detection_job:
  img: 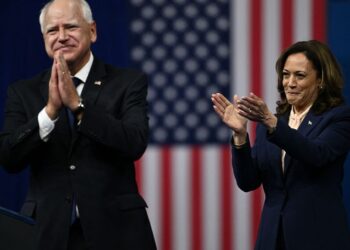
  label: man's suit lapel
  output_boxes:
[70,59,107,149]
[283,110,323,175]
[80,58,107,106]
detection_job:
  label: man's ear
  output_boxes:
[90,21,97,43]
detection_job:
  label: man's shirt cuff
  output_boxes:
[38,108,58,141]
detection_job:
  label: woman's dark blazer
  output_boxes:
[232,105,350,250]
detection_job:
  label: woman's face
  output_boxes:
[282,53,321,113]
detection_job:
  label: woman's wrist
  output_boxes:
[233,131,247,146]
[263,113,277,133]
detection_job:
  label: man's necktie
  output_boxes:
[71,195,77,224]
[67,77,82,128]
[70,77,81,224]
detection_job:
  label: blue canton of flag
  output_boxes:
[129,0,230,144]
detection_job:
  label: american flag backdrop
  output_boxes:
[129,0,326,250]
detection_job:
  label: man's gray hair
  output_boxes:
[39,0,94,33]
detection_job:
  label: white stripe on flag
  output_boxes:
[142,147,161,248]
[294,0,312,41]
[202,146,221,250]
[232,0,251,97]
[172,147,191,250]
[262,0,280,111]
[232,1,254,250]
[233,186,252,250]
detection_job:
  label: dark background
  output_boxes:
[0,0,350,227]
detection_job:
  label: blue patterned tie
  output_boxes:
[67,77,82,128]
[70,77,81,224]
[72,77,82,87]
[71,194,77,224]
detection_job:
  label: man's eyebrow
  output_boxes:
[44,25,56,31]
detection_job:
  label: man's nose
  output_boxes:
[58,28,68,41]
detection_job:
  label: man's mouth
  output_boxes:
[55,45,73,52]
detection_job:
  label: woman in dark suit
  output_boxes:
[211,40,350,250]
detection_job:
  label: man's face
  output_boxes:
[42,0,96,72]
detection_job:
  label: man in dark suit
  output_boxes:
[0,0,156,249]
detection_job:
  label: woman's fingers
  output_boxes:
[212,93,230,113]
[212,105,225,119]
[212,93,229,107]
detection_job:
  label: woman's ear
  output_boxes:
[318,78,324,90]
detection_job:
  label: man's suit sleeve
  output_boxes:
[78,72,149,160]
[0,84,43,173]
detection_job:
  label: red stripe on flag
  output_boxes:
[250,0,262,141]
[281,0,293,49]
[192,147,202,250]
[221,146,233,250]
[161,147,172,250]
[250,0,262,97]
[312,0,326,41]
[135,158,143,195]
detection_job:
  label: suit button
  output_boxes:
[69,165,76,171]
[65,196,72,203]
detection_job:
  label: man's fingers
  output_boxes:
[50,61,58,85]
[55,52,70,77]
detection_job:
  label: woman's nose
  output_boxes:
[287,75,296,87]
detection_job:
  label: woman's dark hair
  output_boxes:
[275,40,344,115]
